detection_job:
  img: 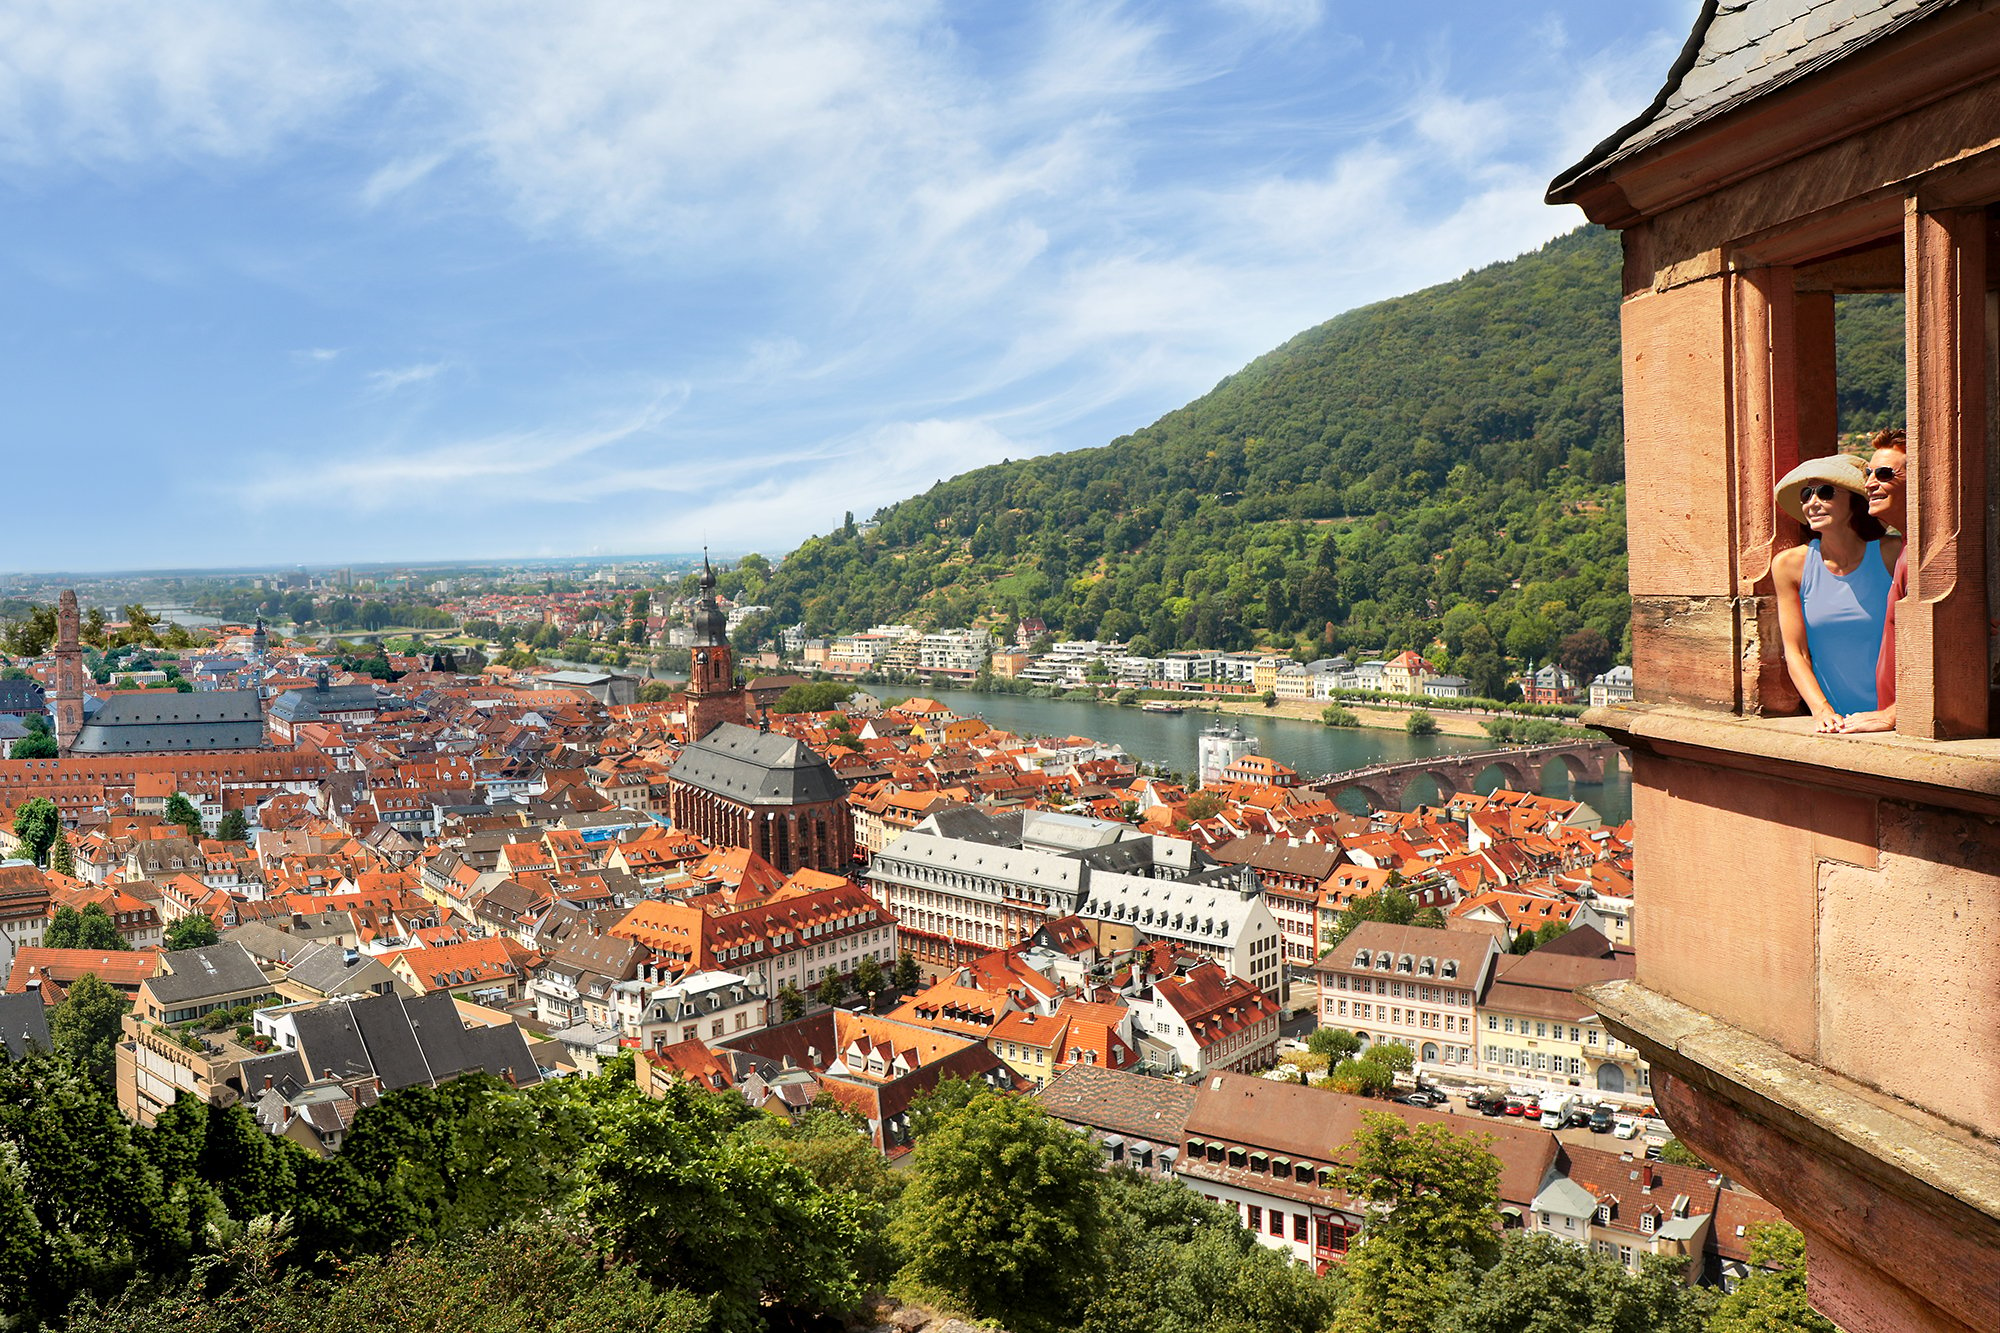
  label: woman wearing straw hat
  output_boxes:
[1772,454,1901,731]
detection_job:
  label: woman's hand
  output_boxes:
[1813,711,1846,733]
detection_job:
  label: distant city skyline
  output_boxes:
[3,1,1687,572]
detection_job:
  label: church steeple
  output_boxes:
[683,550,745,741]
[51,590,83,757]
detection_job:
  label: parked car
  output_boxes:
[1613,1117,1640,1140]
[1565,1108,1595,1129]
[1523,1103,1543,1120]
[1479,1099,1507,1117]
[1503,1100,1527,1117]
[1588,1106,1615,1133]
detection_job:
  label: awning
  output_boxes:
[1100,1134,1124,1149]
[1185,1137,1206,1150]
[1270,1156,1291,1169]
[1498,1205,1524,1218]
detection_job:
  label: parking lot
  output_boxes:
[1420,1092,1671,1154]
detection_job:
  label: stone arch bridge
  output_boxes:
[1303,739,1622,812]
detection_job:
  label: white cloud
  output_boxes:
[236,389,686,512]
[292,347,342,364]
[365,361,448,395]
[1212,0,1323,35]
[0,1,364,170]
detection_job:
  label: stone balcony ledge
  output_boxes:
[1584,702,2000,817]
[1584,976,2000,1333]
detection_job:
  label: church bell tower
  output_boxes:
[51,590,84,757]
[683,553,745,741]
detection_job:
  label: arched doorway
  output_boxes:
[1421,1042,1439,1063]
[1353,1031,1371,1049]
[1596,1063,1626,1094]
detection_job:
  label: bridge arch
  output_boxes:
[1545,747,1607,785]
[1332,781,1393,814]
[1400,768,1463,809]
[1470,758,1536,794]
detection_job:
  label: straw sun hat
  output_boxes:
[1775,454,1870,525]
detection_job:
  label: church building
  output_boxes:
[665,557,856,875]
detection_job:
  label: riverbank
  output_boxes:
[1201,696,1495,739]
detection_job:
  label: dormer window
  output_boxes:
[1397,955,1414,973]
[1597,1204,1612,1224]
[1353,950,1369,968]
[1641,1213,1656,1235]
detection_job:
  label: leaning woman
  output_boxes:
[1772,454,1901,732]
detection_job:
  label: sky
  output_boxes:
[0,0,1695,573]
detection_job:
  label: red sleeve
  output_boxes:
[1877,548,1909,708]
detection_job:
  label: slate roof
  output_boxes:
[1035,1063,1197,1141]
[145,942,270,1005]
[669,722,845,806]
[71,688,266,754]
[267,681,383,725]
[1551,0,1945,199]
[283,942,387,998]
[0,990,51,1059]
[282,989,541,1091]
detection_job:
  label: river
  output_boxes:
[914,687,1632,824]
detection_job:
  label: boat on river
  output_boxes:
[1140,700,1185,715]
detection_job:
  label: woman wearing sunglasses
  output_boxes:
[1771,454,1900,732]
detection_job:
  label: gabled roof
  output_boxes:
[144,942,268,1005]
[1549,0,1945,202]
[1036,1062,1196,1140]
[71,688,267,754]
[668,722,846,805]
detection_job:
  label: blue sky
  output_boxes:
[0,1,1692,573]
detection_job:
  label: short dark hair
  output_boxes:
[1868,428,1907,454]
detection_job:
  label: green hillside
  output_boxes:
[759,227,1901,693]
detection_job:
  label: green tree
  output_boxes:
[1324,883,1421,950]
[891,1090,1106,1333]
[1261,689,1278,708]
[1708,1223,1836,1333]
[216,810,249,843]
[1364,1041,1415,1074]
[164,916,221,952]
[1082,1173,1344,1333]
[49,973,133,1090]
[1406,710,1439,736]
[580,1084,867,1333]
[45,904,127,951]
[1184,789,1226,821]
[48,832,75,877]
[1321,704,1360,728]
[11,796,60,867]
[815,971,849,1008]
[1335,1111,1502,1333]
[893,953,922,992]
[10,732,56,759]
[1308,1027,1364,1061]
[773,681,857,714]
[163,794,204,841]
[1328,1056,1396,1098]
[853,956,886,1004]
[1655,1138,1709,1169]
[1440,1231,1712,1333]
[778,984,806,1022]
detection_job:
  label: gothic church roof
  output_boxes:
[669,721,845,806]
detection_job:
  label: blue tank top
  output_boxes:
[1800,538,1892,714]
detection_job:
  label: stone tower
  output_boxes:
[251,616,268,665]
[682,553,745,741]
[51,590,84,757]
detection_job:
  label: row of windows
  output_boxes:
[1334,1000,1471,1032]
[1336,974,1470,1005]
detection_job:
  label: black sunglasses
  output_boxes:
[1798,483,1844,504]
[1865,466,1905,482]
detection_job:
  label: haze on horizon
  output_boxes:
[1,1,1688,574]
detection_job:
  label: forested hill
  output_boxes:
[758,227,1901,692]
